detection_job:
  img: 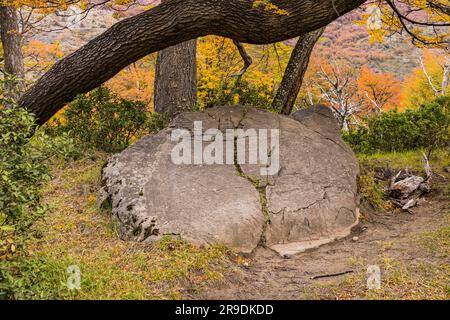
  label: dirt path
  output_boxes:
[191,195,449,300]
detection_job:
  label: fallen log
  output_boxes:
[388,152,433,212]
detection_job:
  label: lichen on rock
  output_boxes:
[100,105,359,255]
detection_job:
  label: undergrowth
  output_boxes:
[1,158,233,300]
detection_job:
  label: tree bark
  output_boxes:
[442,57,449,94]
[18,0,366,125]
[0,6,25,101]
[154,39,197,117]
[273,27,324,115]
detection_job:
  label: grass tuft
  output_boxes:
[4,156,233,300]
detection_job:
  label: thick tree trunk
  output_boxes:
[273,28,324,115]
[154,0,197,117]
[18,0,365,125]
[154,39,197,117]
[0,6,25,101]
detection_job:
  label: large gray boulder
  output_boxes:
[100,105,359,255]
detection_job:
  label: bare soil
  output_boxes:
[190,191,449,300]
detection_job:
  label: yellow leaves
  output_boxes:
[232,94,239,105]
[79,0,88,11]
[113,0,134,5]
[197,36,239,104]
[87,194,97,205]
[400,49,447,109]
[357,1,449,49]
[357,3,391,44]
[4,0,69,10]
[252,0,289,16]
[366,29,388,44]
[112,12,124,20]
[24,40,63,75]
[53,223,75,232]
[197,36,292,108]
[0,237,17,260]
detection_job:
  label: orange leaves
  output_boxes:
[106,55,157,109]
[25,39,62,60]
[23,40,63,75]
[299,57,403,123]
[358,65,401,112]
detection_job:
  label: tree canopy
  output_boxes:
[7,0,448,124]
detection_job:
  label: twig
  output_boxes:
[419,56,440,96]
[224,40,253,104]
[311,270,354,280]
[389,170,402,189]
[232,40,252,77]
[422,151,432,181]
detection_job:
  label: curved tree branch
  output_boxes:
[18,0,365,125]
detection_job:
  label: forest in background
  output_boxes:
[7,5,447,113]
[0,0,449,300]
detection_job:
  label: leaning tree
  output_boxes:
[17,0,367,124]
[12,0,449,124]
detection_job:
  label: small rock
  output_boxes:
[352,236,359,242]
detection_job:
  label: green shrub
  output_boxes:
[0,106,50,233]
[344,96,450,155]
[55,87,149,153]
[41,132,84,161]
[148,112,171,134]
[0,257,72,300]
[358,169,385,209]
[341,126,370,154]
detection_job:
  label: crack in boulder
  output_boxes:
[232,133,271,249]
[100,105,359,255]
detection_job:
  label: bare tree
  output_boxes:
[420,55,450,97]
[315,59,364,130]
